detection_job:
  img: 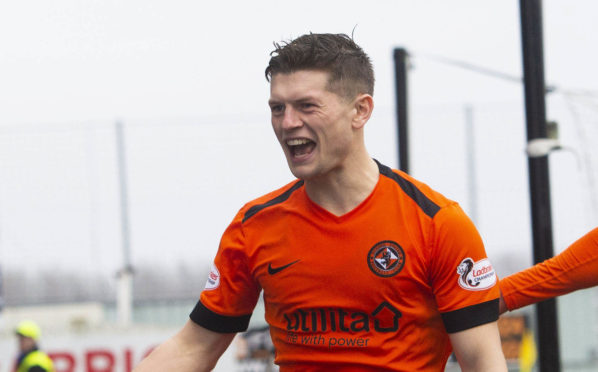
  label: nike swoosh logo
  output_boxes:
[268,260,300,275]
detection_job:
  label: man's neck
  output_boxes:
[304,156,379,217]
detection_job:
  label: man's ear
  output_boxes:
[352,94,374,129]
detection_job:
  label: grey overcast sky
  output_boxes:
[0,1,597,278]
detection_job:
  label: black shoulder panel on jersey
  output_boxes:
[189,300,252,333]
[376,160,440,218]
[242,180,305,223]
[441,298,499,333]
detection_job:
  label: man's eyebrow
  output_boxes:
[296,97,317,103]
[268,95,320,106]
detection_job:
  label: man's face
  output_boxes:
[17,334,35,352]
[268,70,357,180]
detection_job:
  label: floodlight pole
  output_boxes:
[464,105,479,225]
[519,0,561,371]
[394,48,410,173]
[115,120,133,327]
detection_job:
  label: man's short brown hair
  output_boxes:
[265,33,375,100]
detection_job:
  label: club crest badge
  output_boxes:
[456,257,497,291]
[204,263,220,290]
[367,240,405,277]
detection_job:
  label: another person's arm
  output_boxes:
[133,320,235,372]
[499,227,598,314]
[449,321,507,372]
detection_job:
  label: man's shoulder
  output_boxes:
[21,350,53,372]
[377,161,454,216]
[238,179,305,223]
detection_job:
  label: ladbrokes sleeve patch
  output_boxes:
[204,263,220,290]
[456,258,497,291]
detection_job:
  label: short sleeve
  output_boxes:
[428,203,499,333]
[190,211,261,333]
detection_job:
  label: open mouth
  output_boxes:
[287,138,316,158]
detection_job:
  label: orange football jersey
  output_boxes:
[191,161,499,371]
[500,227,598,311]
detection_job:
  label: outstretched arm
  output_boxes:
[133,320,236,372]
[499,227,598,314]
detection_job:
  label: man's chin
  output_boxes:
[288,163,316,180]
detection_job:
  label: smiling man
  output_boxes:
[134,33,507,372]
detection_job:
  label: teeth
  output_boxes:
[287,138,311,146]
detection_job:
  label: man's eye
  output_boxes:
[301,103,315,109]
[271,105,284,114]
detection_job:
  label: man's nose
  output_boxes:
[282,107,303,130]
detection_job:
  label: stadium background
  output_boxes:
[1,1,597,371]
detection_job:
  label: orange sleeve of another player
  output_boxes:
[499,227,598,311]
